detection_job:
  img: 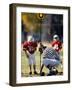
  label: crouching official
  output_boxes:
[39,43,61,76]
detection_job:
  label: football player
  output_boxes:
[23,35,38,75]
[52,34,63,67]
[52,34,62,53]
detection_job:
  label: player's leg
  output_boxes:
[50,59,60,66]
[40,58,51,76]
[47,59,60,75]
[28,54,33,75]
[40,64,45,76]
[29,65,32,75]
[43,59,59,75]
[32,54,38,74]
[33,64,38,74]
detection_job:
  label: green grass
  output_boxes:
[21,43,63,77]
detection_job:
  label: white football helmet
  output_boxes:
[27,35,34,42]
[53,34,59,40]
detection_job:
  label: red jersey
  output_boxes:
[52,40,62,52]
[23,41,37,54]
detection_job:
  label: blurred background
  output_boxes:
[21,13,63,43]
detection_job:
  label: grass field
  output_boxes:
[21,42,63,77]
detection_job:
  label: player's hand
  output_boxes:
[39,47,43,54]
[23,48,29,58]
[25,51,29,58]
[26,53,29,58]
[23,48,26,51]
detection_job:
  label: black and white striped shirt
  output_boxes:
[42,47,60,60]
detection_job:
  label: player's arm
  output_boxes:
[39,47,43,54]
[59,42,62,50]
[24,50,29,58]
[23,47,27,51]
[39,42,47,54]
[51,41,54,47]
[23,42,29,58]
[23,47,29,58]
[39,42,43,54]
[34,42,37,51]
[23,42,27,50]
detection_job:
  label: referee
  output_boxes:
[39,44,61,76]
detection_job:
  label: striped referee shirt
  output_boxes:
[42,47,60,60]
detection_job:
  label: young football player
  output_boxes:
[52,34,63,68]
[23,35,38,75]
[52,34,62,53]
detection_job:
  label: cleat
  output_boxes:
[34,71,38,74]
[47,69,58,76]
[29,72,32,75]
